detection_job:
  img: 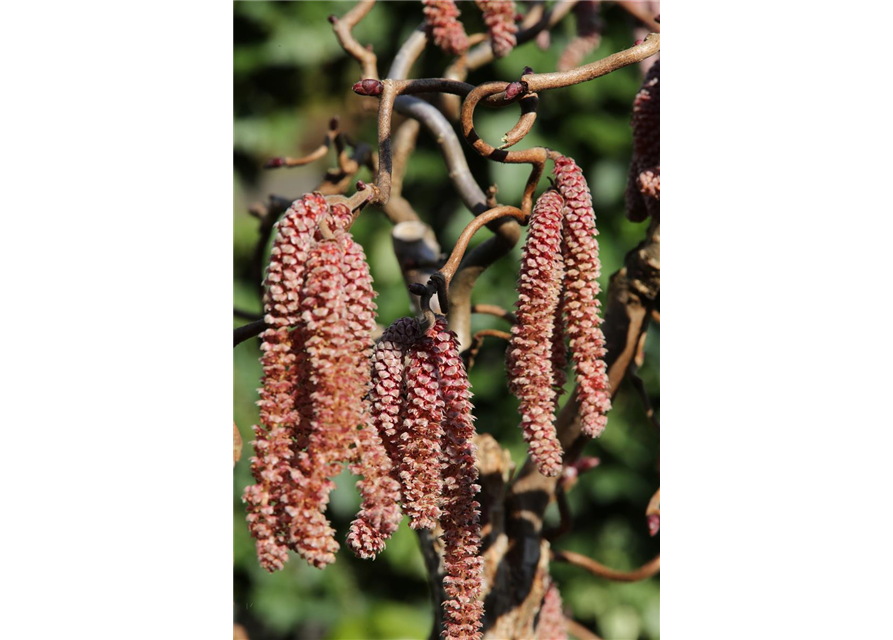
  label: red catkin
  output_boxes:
[557,1,603,72]
[476,0,518,58]
[423,0,469,56]
[553,156,612,439]
[626,59,660,222]
[507,189,566,477]
[398,324,445,529]
[535,580,568,640]
[432,317,484,640]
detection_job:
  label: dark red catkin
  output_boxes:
[507,189,567,477]
[626,59,660,222]
[553,156,612,439]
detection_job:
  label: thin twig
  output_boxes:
[551,549,660,582]
[438,206,526,284]
[499,94,539,150]
[329,1,378,80]
[234,319,267,348]
[471,304,517,325]
[467,328,512,369]
[522,33,660,92]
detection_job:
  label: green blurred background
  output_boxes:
[234,2,659,638]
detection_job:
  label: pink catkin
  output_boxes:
[551,285,569,405]
[431,318,484,640]
[553,156,612,439]
[476,0,518,58]
[369,318,419,471]
[557,1,602,72]
[626,59,660,222]
[244,193,330,572]
[507,189,566,477]
[398,324,445,529]
[343,236,403,559]
[423,0,469,56]
[535,581,568,640]
[286,236,355,568]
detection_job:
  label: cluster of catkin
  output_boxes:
[373,315,484,639]
[626,59,660,222]
[244,192,484,636]
[422,0,518,59]
[507,156,611,477]
[243,192,402,571]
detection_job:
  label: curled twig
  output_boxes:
[437,206,527,285]
[329,1,378,80]
[265,117,340,169]
[551,549,660,582]
[522,33,660,92]
[467,328,512,369]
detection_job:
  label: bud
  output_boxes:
[352,78,384,96]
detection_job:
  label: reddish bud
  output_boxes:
[264,157,285,169]
[504,81,527,101]
[352,79,384,96]
[327,14,338,24]
[648,513,660,536]
[634,38,644,45]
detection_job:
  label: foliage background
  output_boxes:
[234,2,659,638]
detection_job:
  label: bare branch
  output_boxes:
[551,549,660,582]
[234,319,266,348]
[522,33,660,92]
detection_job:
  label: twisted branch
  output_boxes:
[551,549,660,583]
[329,1,378,80]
